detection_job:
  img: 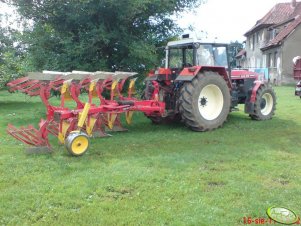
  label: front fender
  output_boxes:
[244,81,264,114]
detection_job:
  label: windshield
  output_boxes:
[167,43,228,68]
[196,45,228,67]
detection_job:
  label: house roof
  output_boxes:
[244,1,301,50]
[245,2,301,36]
[262,15,301,50]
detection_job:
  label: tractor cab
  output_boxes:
[148,37,230,81]
[166,39,229,69]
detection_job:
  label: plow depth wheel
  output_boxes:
[179,72,231,131]
[250,85,276,120]
[65,131,90,156]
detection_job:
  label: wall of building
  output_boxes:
[262,46,282,84]
[245,29,266,68]
[282,24,301,84]
[245,24,301,84]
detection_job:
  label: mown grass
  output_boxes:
[0,86,301,225]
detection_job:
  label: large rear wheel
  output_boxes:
[179,71,231,131]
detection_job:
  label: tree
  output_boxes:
[228,41,244,69]
[0,21,33,88]
[1,0,201,75]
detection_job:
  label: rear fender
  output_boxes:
[175,66,232,88]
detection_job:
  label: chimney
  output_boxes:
[292,0,297,8]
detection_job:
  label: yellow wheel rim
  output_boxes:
[71,135,89,155]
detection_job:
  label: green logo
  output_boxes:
[267,207,299,225]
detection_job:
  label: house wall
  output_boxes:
[262,47,282,84]
[245,29,266,68]
[236,58,247,68]
[245,24,301,84]
[282,24,301,84]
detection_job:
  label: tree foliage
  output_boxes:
[1,0,201,77]
[228,41,243,69]
[0,22,34,89]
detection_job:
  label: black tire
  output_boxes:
[249,85,276,120]
[179,71,231,131]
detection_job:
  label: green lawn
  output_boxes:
[0,86,301,225]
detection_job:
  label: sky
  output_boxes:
[176,0,293,42]
[0,2,18,28]
[0,0,295,42]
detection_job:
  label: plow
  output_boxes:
[7,71,165,155]
[6,35,277,156]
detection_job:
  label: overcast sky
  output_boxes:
[0,0,295,43]
[177,0,293,42]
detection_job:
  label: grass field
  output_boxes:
[0,86,301,225]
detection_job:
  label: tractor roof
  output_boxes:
[167,38,200,47]
[167,38,228,48]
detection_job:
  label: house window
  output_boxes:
[252,34,255,50]
[249,37,252,50]
[267,53,272,67]
[256,32,260,44]
[273,52,278,68]
[269,29,278,40]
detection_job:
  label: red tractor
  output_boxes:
[143,36,276,131]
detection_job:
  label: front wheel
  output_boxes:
[65,131,90,156]
[249,85,276,120]
[179,72,231,131]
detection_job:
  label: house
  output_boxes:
[243,0,301,84]
[235,49,246,68]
